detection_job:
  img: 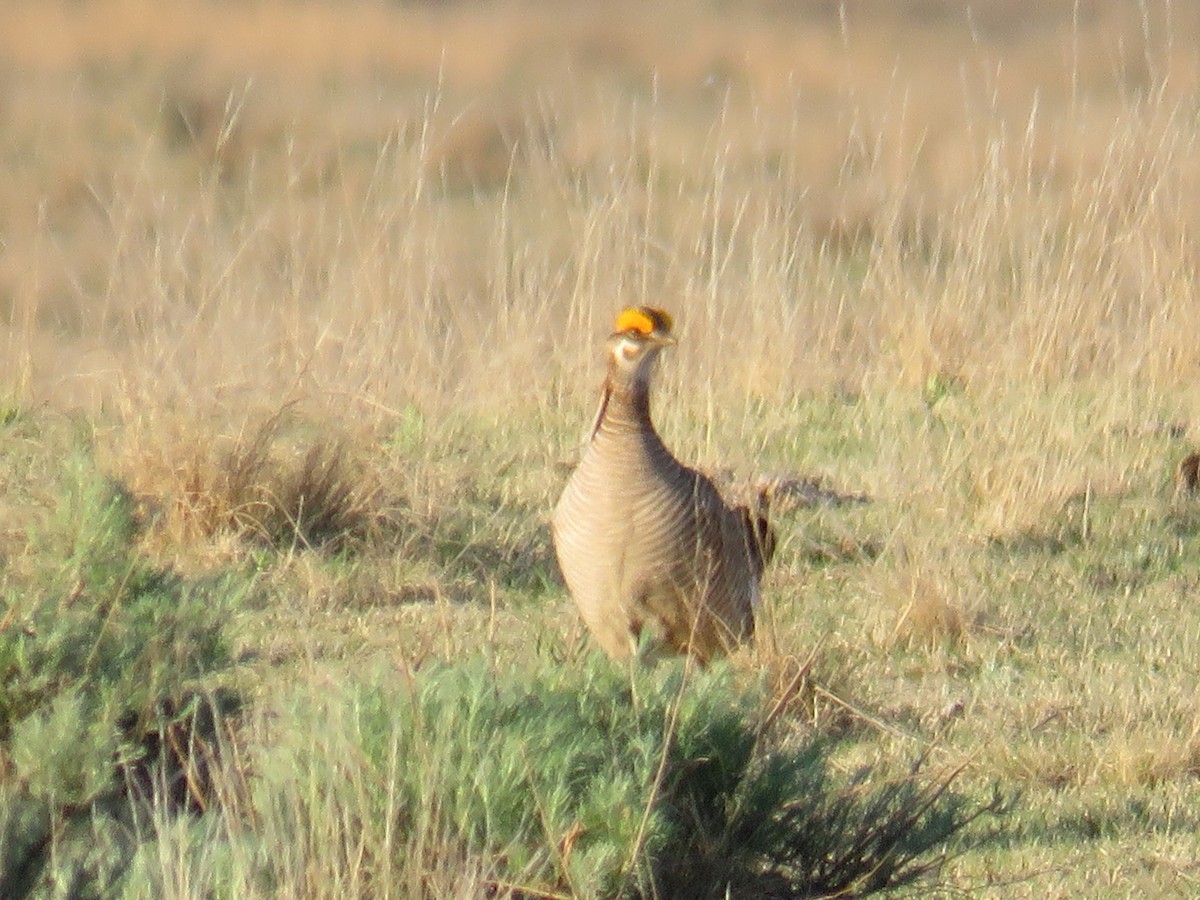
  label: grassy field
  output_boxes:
[3,0,1200,896]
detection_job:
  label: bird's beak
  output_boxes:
[651,330,677,346]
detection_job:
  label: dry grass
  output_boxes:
[4,0,1200,895]
[2,0,1200,422]
[115,408,385,558]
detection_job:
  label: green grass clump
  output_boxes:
[255,656,1006,899]
[0,453,250,897]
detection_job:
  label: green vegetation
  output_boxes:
[256,658,1005,899]
[0,441,249,898]
[4,397,1200,896]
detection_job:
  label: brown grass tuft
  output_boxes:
[872,558,972,649]
[1177,452,1200,495]
[117,410,388,562]
[1102,727,1200,787]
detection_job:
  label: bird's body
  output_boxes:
[551,307,773,662]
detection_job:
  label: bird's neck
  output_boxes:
[589,369,654,440]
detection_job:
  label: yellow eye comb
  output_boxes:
[614,306,674,336]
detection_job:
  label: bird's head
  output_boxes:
[606,306,676,385]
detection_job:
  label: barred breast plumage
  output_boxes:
[551,306,774,662]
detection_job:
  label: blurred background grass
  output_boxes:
[3,0,1199,417]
